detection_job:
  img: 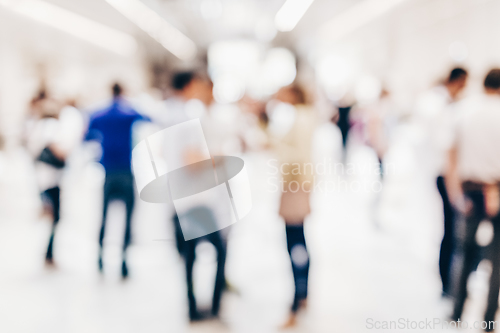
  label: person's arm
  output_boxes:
[140,113,152,123]
[445,146,468,213]
[484,183,500,218]
[84,115,103,143]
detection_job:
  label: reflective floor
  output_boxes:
[0,123,494,332]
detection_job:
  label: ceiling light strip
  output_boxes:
[105,0,197,61]
[319,0,408,42]
[0,0,137,56]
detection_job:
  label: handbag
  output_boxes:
[37,147,65,169]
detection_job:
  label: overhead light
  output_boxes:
[260,48,296,93]
[275,0,315,32]
[105,0,197,61]
[255,17,277,42]
[319,0,407,42]
[0,0,137,57]
[213,75,245,104]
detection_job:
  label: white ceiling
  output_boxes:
[38,0,360,55]
[2,0,500,102]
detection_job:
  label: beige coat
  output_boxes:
[273,104,316,224]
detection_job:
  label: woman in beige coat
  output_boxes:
[272,84,316,328]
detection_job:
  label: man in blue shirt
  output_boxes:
[86,83,149,279]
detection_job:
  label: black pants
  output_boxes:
[337,106,351,149]
[437,176,456,295]
[100,172,135,258]
[173,214,185,256]
[453,186,500,328]
[286,224,310,313]
[184,230,226,318]
[42,187,60,261]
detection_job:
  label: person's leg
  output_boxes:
[208,231,227,317]
[184,239,199,320]
[437,176,455,295]
[337,106,352,161]
[173,214,186,257]
[378,157,384,180]
[44,187,60,264]
[281,224,310,329]
[98,178,111,272]
[453,191,483,320]
[121,175,135,279]
[285,224,310,313]
[484,216,500,330]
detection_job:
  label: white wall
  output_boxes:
[316,0,500,108]
[0,7,149,147]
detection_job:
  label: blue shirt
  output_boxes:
[85,98,150,173]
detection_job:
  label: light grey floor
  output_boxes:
[0,124,495,332]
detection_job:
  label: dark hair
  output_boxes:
[31,89,47,104]
[112,83,123,97]
[448,67,468,83]
[484,69,500,90]
[172,72,195,91]
[37,90,47,100]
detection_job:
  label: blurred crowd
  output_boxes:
[5,63,500,331]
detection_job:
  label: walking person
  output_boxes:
[363,88,398,226]
[365,88,396,179]
[161,71,203,258]
[25,91,83,267]
[85,83,150,279]
[448,69,500,331]
[162,72,228,321]
[272,84,316,328]
[415,67,468,296]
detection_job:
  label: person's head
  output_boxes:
[30,90,46,111]
[112,83,123,98]
[276,84,307,105]
[445,67,468,98]
[171,71,199,100]
[30,89,60,118]
[484,69,500,94]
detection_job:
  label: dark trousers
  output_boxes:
[337,107,351,149]
[378,157,384,180]
[285,224,310,313]
[186,232,226,317]
[453,185,500,328]
[172,213,227,318]
[437,176,456,295]
[42,187,60,260]
[100,172,135,259]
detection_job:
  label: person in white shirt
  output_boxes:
[415,68,468,296]
[448,69,500,331]
[25,92,83,267]
[163,72,228,321]
[365,89,398,176]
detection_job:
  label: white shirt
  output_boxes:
[365,96,398,157]
[160,97,239,168]
[159,99,235,233]
[26,106,83,191]
[455,93,500,183]
[414,86,456,176]
[159,97,215,168]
